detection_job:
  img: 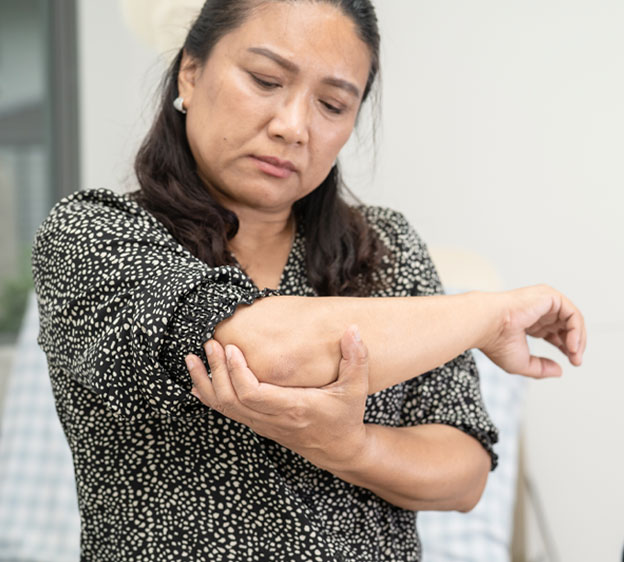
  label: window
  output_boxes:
[0,0,78,343]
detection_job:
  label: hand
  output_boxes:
[185,326,370,472]
[482,285,587,378]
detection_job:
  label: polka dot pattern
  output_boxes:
[32,189,497,561]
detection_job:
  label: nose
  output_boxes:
[267,93,310,146]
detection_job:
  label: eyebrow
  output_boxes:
[247,47,361,98]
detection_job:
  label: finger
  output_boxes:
[568,320,587,366]
[225,354,316,434]
[522,355,563,379]
[544,333,566,356]
[532,300,585,367]
[225,344,259,398]
[204,341,278,427]
[332,325,369,393]
[551,319,581,366]
[185,353,217,406]
[546,331,564,348]
[564,327,582,366]
[206,340,244,414]
[224,344,317,420]
[527,313,560,337]
[560,297,584,350]
[226,344,289,415]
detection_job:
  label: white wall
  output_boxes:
[353,3,624,560]
[77,0,163,193]
[78,1,624,560]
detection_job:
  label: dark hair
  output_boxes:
[133,0,386,296]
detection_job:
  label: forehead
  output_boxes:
[213,1,372,90]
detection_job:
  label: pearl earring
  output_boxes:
[173,96,187,114]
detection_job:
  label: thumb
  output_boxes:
[336,325,369,389]
[523,355,563,379]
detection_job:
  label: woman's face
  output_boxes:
[178,1,372,217]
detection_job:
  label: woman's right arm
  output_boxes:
[33,189,584,421]
[214,285,585,394]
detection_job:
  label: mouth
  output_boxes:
[250,155,298,178]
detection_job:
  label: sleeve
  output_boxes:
[363,206,499,468]
[32,189,273,420]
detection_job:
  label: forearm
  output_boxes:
[191,319,492,512]
[330,424,491,512]
[215,292,501,393]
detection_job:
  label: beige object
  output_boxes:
[119,0,204,57]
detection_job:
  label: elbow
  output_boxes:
[455,480,487,513]
[423,443,490,513]
[392,453,489,513]
[214,300,339,388]
[252,349,339,388]
[454,453,490,513]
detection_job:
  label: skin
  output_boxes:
[186,287,585,511]
[178,2,587,512]
[177,2,370,288]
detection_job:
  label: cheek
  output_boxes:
[189,75,265,155]
[312,121,354,165]
[302,128,350,190]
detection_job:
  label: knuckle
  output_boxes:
[355,353,369,368]
[288,400,309,426]
[291,405,307,421]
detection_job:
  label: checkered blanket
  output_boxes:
[0,294,80,561]
[418,349,526,561]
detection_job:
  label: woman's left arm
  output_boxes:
[334,423,490,512]
[186,327,490,512]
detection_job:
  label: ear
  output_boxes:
[177,50,201,106]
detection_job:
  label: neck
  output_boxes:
[200,178,296,288]
[229,206,294,255]
[228,209,296,290]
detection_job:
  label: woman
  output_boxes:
[32,1,585,560]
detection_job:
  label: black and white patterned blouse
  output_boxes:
[32,189,497,562]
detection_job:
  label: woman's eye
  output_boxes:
[250,73,281,90]
[321,101,344,115]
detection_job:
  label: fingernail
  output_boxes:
[225,345,233,362]
[185,355,196,370]
[352,325,361,342]
[205,341,213,356]
[191,387,199,398]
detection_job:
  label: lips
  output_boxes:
[253,155,297,172]
[250,155,298,179]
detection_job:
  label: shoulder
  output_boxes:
[355,204,442,296]
[43,188,159,226]
[35,188,172,246]
[356,204,427,258]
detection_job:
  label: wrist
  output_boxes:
[328,423,377,484]
[467,290,507,351]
